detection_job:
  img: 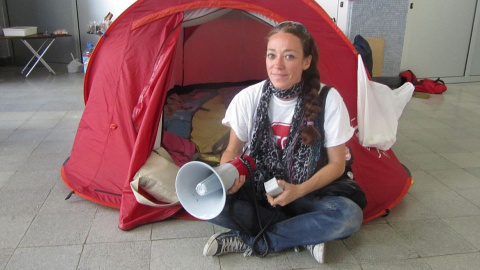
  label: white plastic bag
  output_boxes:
[67,53,83,73]
[357,56,414,150]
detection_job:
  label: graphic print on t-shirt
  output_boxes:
[271,122,291,150]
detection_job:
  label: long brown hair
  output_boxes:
[267,21,322,145]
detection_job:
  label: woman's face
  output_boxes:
[266,32,312,90]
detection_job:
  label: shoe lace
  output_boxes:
[220,237,247,254]
[243,247,253,257]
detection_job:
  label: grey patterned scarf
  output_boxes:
[249,80,323,197]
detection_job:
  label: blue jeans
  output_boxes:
[208,184,363,253]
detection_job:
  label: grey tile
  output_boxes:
[0,120,23,131]
[343,224,418,263]
[0,130,13,142]
[439,152,480,168]
[3,128,50,143]
[427,127,476,140]
[398,128,444,142]
[43,127,77,142]
[365,216,388,225]
[17,153,69,172]
[456,188,480,207]
[30,111,67,120]
[18,112,64,129]
[0,112,35,121]
[0,140,38,156]
[0,102,43,112]
[423,252,480,270]
[396,118,422,130]
[0,170,58,193]
[429,115,474,130]
[151,238,220,270]
[0,183,51,217]
[79,241,151,270]
[0,214,35,249]
[395,156,421,171]
[5,245,82,270]
[360,258,431,270]
[463,126,480,138]
[219,251,292,270]
[152,219,214,240]
[403,153,459,171]
[443,216,480,250]
[385,194,438,222]
[409,190,480,218]
[30,139,73,158]
[39,182,98,214]
[405,117,451,129]
[426,169,480,190]
[408,170,450,193]
[0,248,14,270]
[40,97,85,111]
[0,171,15,189]
[464,167,480,178]
[86,208,151,243]
[390,219,477,257]
[55,110,83,129]
[391,140,433,156]
[19,210,95,247]
[454,138,480,152]
[0,155,28,172]
[413,138,470,154]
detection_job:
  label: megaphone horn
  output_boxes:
[175,155,255,220]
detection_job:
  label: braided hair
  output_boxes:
[267,21,322,145]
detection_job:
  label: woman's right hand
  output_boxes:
[227,175,246,195]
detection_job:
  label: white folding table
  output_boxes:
[0,33,71,78]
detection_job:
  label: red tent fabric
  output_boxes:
[61,0,411,230]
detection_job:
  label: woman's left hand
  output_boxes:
[266,179,301,207]
[227,175,246,195]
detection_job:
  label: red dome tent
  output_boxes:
[61,0,411,230]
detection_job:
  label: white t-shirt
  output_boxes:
[222,80,354,153]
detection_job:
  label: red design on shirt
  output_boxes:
[271,122,291,150]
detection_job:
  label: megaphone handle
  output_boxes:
[239,149,254,177]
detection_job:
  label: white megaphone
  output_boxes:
[175,155,255,220]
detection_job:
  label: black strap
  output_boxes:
[318,85,332,133]
[239,153,277,258]
[65,191,75,200]
[434,78,445,85]
[317,85,332,167]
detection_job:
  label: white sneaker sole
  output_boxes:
[312,243,325,264]
[203,233,221,256]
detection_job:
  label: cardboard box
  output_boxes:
[3,26,37,37]
[365,37,385,77]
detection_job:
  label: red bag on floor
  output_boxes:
[399,70,447,94]
[399,70,419,85]
[414,78,447,94]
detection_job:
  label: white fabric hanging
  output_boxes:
[357,55,414,150]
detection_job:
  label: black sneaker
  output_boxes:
[203,231,250,256]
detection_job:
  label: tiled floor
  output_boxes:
[1,65,480,269]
